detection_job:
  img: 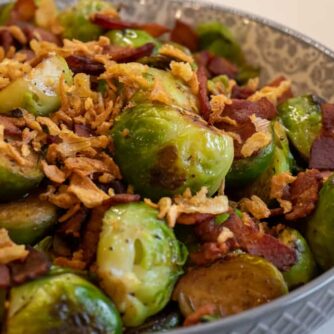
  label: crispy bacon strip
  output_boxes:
[91,14,169,37]
[9,248,50,285]
[285,169,322,221]
[196,52,211,122]
[231,85,255,99]
[103,194,141,207]
[208,55,238,79]
[0,116,22,137]
[170,19,199,52]
[195,214,296,270]
[107,42,155,63]
[66,55,105,76]
[0,30,13,52]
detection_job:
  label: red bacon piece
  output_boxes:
[170,19,199,52]
[0,116,22,137]
[103,194,141,207]
[66,55,105,76]
[91,14,169,37]
[0,264,10,289]
[207,55,238,79]
[107,42,155,63]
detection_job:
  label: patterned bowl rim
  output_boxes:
[160,0,334,332]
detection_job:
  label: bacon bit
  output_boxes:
[248,80,292,106]
[184,304,218,326]
[170,20,199,52]
[41,160,66,184]
[285,169,322,221]
[0,30,13,52]
[0,116,22,137]
[231,85,255,99]
[159,44,194,63]
[196,52,211,122]
[103,194,141,208]
[268,75,293,104]
[240,131,272,158]
[0,264,10,289]
[270,172,296,213]
[208,56,238,79]
[177,213,215,225]
[66,55,105,76]
[74,124,92,137]
[68,172,110,209]
[9,248,50,285]
[109,43,155,63]
[321,103,334,136]
[91,14,170,37]
[239,195,271,220]
[0,229,28,265]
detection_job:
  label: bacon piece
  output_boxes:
[285,169,322,221]
[268,75,293,104]
[321,103,334,137]
[66,55,105,76]
[170,20,199,52]
[177,213,215,225]
[107,43,155,63]
[207,55,238,79]
[74,124,92,137]
[0,30,14,52]
[184,304,218,326]
[0,116,22,137]
[195,214,297,270]
[309,137,334,170]
[9,248,50,285]
[91,14,169,37]
[196,52,211,122]
[231,85,255,99]
[0,264,10,289]
[103,194,141,207]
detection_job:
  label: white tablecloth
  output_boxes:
[207,1,334,333]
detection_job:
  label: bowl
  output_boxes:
[3,0,334,333]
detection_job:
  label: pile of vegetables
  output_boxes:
[0,0,333,333]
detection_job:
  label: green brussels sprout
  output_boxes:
[59,0,114,41]
[0,2,14,25]
[0,55,73,116]
[0,196,58,245]
[0,149,43,202]
[197,21,259,83]
[6,273,122,334]
[97,202,187,327]
[207,75,231,96]
[115,63,198,113]
[226,136,275,188]
[278,227,317,289]
[173,254,288,318]
[106,29,161,50]
[306,174,334,270]
[124,306,181,334]
[278,95,322,160]
[111,103,234,199]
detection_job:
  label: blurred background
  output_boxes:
[207,0,333,333]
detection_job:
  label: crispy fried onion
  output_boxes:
[145,187,229,228]
[0,229,28,265]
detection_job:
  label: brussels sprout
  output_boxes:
[106,29,161,50]
[0,149,43,202]
[278,95,322,159]
[278,228,316,289]
[6,273,122,334]
[97,202,187,327]
[197,21,259,83]
[226,137,275,188]
[111,103,234,199]
[306,174,334,270]
[173,254,288,318]
[125,305,181,334]
[116,63,198,113]
[0,196,58,245]
[0,2,14,25]
[59,0,114,41]
[0,55,73,116]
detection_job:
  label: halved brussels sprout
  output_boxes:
[278,95,322,160]
[307,174,334,270]
[116,64,198,113]
[0,55,73,116]
[278,227,316,289]
[173,254,288,318]
[0,196,58,245]
[226,137,275,188]
[59,0,114,41]
[0,2,14,25]
[6,273,122,334]
[106,29,161,49]
[111,103,234,199]
[97,202,187,327]
[0,150,43,202]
